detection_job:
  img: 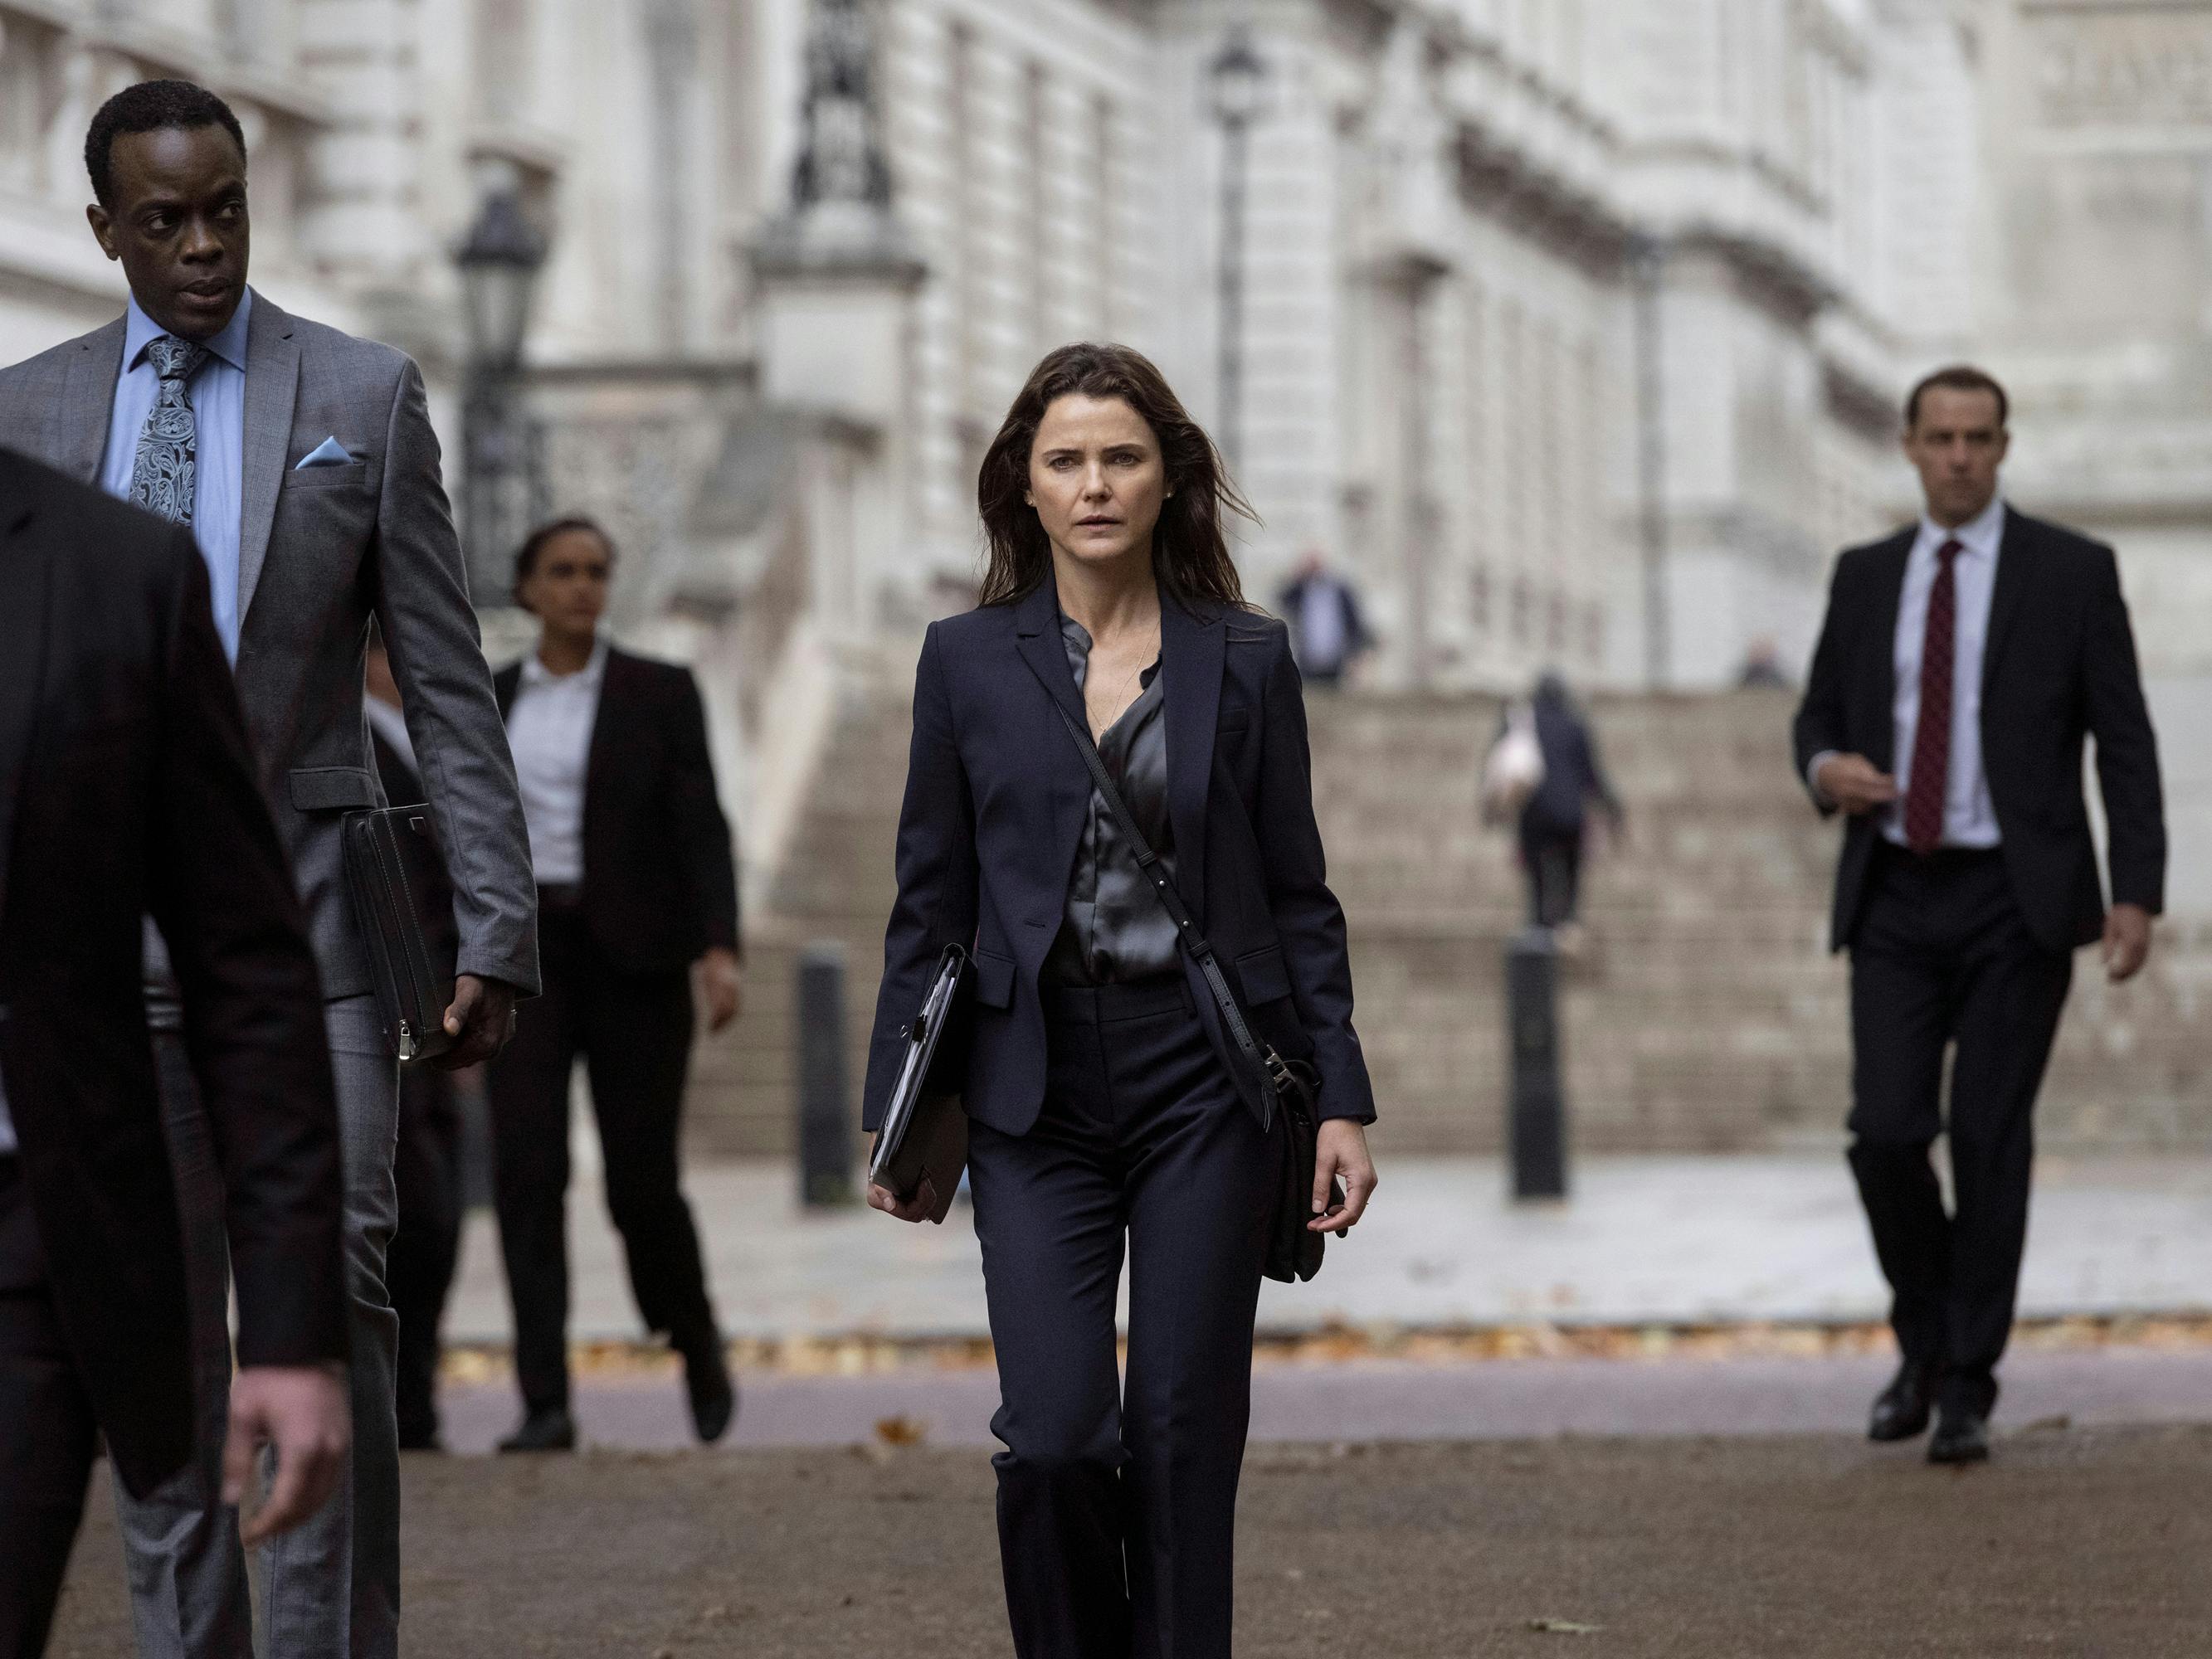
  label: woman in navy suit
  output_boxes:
[863,343,1378,1657]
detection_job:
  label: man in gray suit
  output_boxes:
[0,80,538,1659]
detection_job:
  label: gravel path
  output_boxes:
[48,1423,2212,1657]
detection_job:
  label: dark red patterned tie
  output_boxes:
[1903,538,1963,855]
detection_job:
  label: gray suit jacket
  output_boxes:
[0,290,538,1002]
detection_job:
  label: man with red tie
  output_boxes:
[1794,365,2166,1464]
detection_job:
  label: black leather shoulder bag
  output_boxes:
[1051,701,1337,1283]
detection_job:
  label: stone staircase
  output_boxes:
[685,669,2212,1159]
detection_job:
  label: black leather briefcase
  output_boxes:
[340,803,459,1064]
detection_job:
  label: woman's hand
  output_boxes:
[866,1178,941,1224]
[1308,1120,1376,1234]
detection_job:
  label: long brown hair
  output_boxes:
[977,343,1255,611]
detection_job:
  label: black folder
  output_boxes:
[340,803,459,1064]
[868,944,972,1223]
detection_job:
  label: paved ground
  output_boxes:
[50,1424,2212,1657]
[434,1343,2212,1452]
[446,1153,2212,1344]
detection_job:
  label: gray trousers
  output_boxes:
[116,997,401,1659]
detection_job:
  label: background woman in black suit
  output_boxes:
[486,519,742,1452]
[863,345,1378,1657]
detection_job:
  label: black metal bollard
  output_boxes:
[1505,927,1569,1201]
[797,941,855,1207]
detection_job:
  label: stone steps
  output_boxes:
[682,675,2212,1159]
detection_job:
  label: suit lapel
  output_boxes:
[59,319,128,483]
[1012,577,1088,732]
[1863,528,1913,771]
[581,648,631,818]
[1981,507,2032,704]
[0,483,54,923]
[236,294,300,620]
[1161,593,1223,914]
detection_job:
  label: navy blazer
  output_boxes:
[861,578,1376,1137]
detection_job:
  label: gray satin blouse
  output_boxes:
[1045,614,1183,986]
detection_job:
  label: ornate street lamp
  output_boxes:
[456,184,550,605]
[1208,27,1268,473]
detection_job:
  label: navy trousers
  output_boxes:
[968,977,1278,1659]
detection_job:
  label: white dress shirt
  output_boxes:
[1883,498,2005,849]
[99,291,252,662]
[507,640,609,886]
[1808,497,2006,849]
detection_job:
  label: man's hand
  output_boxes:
[435,974,519,1070]
[1309,1119,1377,1235]
[1813,753,1900,817]
[696,947,743,1034]
[866,1177,941,1224]
[2103,902,2154,983]
[223,1365,350,1546]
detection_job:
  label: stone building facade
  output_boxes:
[3,0,2209,893]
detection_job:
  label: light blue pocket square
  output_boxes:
[294,436,355,469]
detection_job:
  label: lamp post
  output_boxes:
[1208,27,1267,474]
[456,184,549,605]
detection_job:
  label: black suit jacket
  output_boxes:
[1792,508,2166,955]
[861,579,1376,1136]
[0,451,345,1498]
[494,648,740,974]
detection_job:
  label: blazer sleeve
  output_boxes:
[367,356,541,995]
[1792,555,1853,813]
[665,668,742,957]
[1253,625,1376,1124]
[860,624,977,1132]
[2083,544,2167,914]
[146,542,348,1370]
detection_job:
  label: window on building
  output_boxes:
[1091,91,1116,338]
[947,21,981,420]
[1022,61,1049,361]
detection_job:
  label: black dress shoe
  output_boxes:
[1928,1404,1991,1465]
[497,1407,577,1453]
[678,1335,737,1445]
[1868,1360,1936,1443]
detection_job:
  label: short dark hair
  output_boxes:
[1905,365,2008,432]
[512,516,617,606]
[85,80,248,209]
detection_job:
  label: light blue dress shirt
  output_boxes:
[98,289,253,662]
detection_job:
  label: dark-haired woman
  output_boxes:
[864,344,1378,1657]
[485,518,742,1451]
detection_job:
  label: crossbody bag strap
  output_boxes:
[1050,701,1284,1129]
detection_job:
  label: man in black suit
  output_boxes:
[1793,366,2166,1464]
[0,450,351,1655]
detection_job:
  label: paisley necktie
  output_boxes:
[128,335,211,526]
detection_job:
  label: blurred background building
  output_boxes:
[5,0,2209,1151]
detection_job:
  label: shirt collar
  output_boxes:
[124,286,254,374]
[1918,495,2005,564]
[519,636,610,689]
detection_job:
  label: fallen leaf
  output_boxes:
[874,1414,929,1446]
